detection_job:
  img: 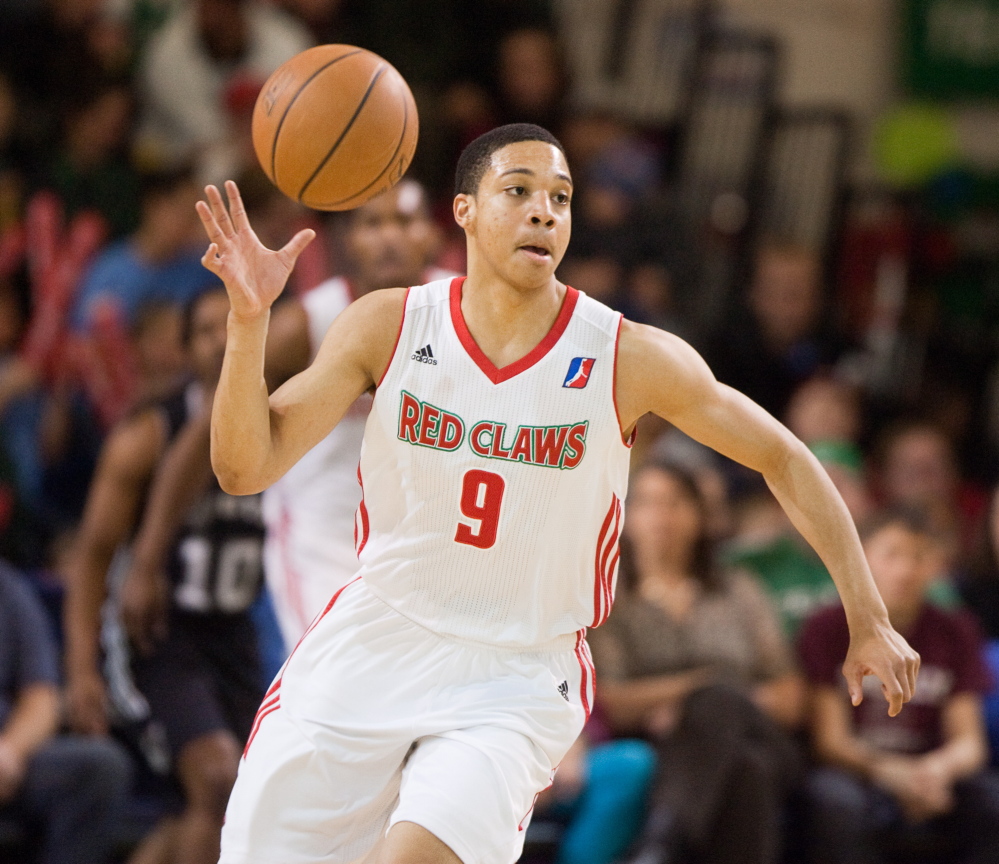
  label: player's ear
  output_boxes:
[453,193,474,230]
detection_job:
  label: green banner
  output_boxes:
[905,0,999,97]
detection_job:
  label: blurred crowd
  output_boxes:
[2,0,999,863]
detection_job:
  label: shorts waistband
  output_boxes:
[359,579,582,655]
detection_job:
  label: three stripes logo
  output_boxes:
[411,344,437,365]
[558,680,569,701]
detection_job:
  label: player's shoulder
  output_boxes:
[405,275,457,311]
[616,316,713,387]
[568,288,623,340]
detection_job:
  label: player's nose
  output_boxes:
[528,194,556,228]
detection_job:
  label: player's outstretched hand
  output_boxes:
[842,618,920,717]
[196,180,315,322]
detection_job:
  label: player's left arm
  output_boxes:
[616,320,920,716]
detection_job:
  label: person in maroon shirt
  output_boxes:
[797,507,999,864]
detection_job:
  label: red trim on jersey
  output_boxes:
[592,495,622,627]
[599,499,622,626]
[375,286,411,388]
[612,315,636,447]
[449,276,579,384]
[355,464,370,555]
[574,630,593,722]
[592,499,616,626]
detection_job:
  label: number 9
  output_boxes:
[455,469,505,549]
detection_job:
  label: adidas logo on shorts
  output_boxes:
[411,344,437,365]
[558,680,569,701]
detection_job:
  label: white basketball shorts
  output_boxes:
[218,578,594,864]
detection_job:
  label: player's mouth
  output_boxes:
[518,245,551,261]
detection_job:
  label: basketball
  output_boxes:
[251,45,419,211]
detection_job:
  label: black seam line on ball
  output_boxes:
[312,83,410,209]
[298,63,387,202]
[270,48,364,186]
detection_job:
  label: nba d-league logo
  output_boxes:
[563,358,595,389]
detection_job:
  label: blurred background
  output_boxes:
[4,1,999,863]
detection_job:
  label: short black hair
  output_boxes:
[858,506,934,546]
[140,161,196,204]
[181,282,227,344]
[454,123,565,197]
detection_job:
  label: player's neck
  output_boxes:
[459,263,565,370]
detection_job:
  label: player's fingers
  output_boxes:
[881,670,905,717]
[278,228,316,268]
[205,184,236,238]
[907,649,921,699]
[201,243,222,274]
[196,200,226,247]
[225,180,252,234]
[843,663,864,707]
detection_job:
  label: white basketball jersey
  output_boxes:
[356,277,633,649]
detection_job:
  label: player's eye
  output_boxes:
[554,192,570,205]
[507,186,526,196]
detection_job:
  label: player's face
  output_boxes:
[455,141,572,291]
[346,181,439,293]
[188,290,230,385]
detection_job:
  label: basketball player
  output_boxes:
[198,124,920,864]
[65,286,266,864]
[123,179,451,652]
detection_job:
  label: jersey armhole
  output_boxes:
[375,287,411,389]
[612,315,636,448]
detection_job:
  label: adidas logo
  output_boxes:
[558,680,569,701]
[411,344,437,365]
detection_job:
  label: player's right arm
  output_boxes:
[198,181,404,495]
[63,409,166,735]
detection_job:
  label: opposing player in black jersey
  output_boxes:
[64,285,264,864]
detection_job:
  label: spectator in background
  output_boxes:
[0,560,132,863]
[0,268,45,567]
[129,300,188,403]
[1,0,118,176]
[874,419,985,570]
[136,0,311,178]
[960,486,999,641]
[709,241,845,419]
[0,75,22,231]
[958,485,999,765]
[44,78,141,240]
[73,165,208,330]
[785,375,862,448]
[730,376,869,637]
[590,459,803,864]
[492,27,567,132]
[799,508,999,864]
[66,286,264,864]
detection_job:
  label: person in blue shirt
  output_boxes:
[73,164,213,330]
[0,560,131,863]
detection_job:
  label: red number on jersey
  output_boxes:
[454,469,505,549]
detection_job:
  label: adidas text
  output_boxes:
[411,344,437,365]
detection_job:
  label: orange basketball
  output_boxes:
[252,45,419,211]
